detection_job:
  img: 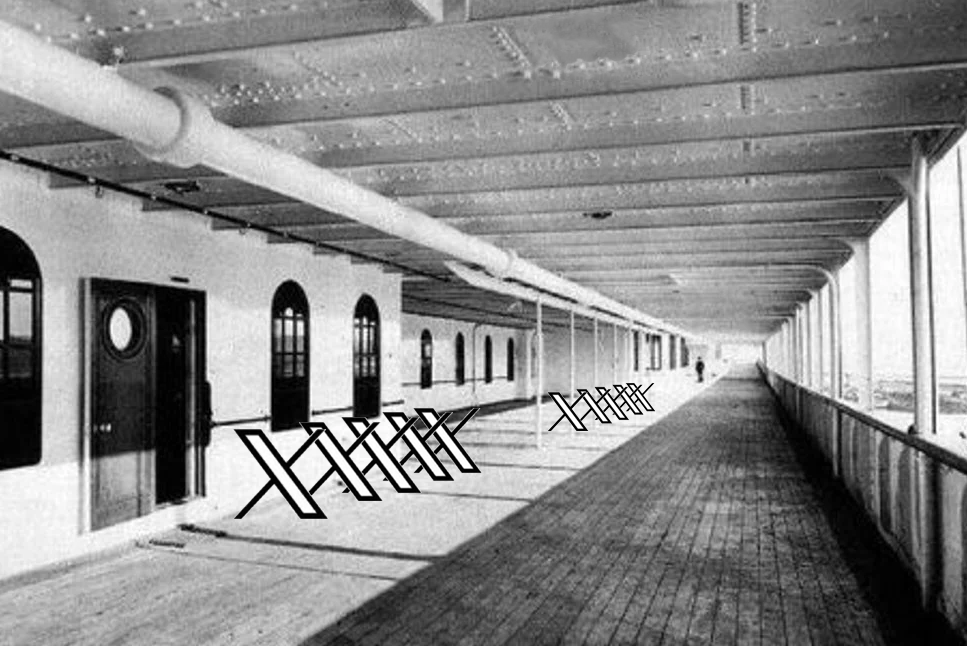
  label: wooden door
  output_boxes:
[91,280,153,530]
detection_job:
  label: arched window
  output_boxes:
[454,333,465,386]
[420,329,433,389]
[484,335,493,383]
[0,228,42,470]
[506,338,515,381]
[353,295,380,418]
[271,281,309,431]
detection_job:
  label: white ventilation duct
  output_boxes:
[446,261,649,331]
[0,20,693,338]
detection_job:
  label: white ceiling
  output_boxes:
[2,0,965,339]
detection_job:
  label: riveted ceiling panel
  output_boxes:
[1,0,965,339]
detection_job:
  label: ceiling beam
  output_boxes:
[559,262,846,280]
[47,138,911,189]
[280,218,879,244]
[5,86,961,156]
[142,174,900,213]
[207,199,885,231]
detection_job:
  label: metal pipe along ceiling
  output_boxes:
[0,20,691,339]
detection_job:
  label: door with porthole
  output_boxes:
[90,279,205,530]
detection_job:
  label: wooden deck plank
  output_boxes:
[307,374,956,646]
[3,372,960,646]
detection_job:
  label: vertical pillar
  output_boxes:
[804,297,813,388]
[795,306,803,383]
[593,317,599,431]
[853,239,873,409]
[536,297,544,449]
[960,146,967,417]
[524,329,534,400]
[817,288,825,392]
[626,326,633,381]
[813,295,822,388]
[958,146,967,413]
[784,321,791,376]
[908,135,938,610]
[569,310,576,402]
[824,271,842,399]
[908,136,937,437]
[612,323,618,384]
[806,294,818,389]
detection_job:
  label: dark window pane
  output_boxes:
[273,319,282,352]
[295,319,305,352]
[283,354,294,378]
[9,291,32,341]
[283,318,294,352]
[0,230,41,469]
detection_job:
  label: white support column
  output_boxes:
[621,327,635,383]
[804,301,813,387]
[612,323,618,384]
[817,288,826,392]
[908,136,937,436]
[524,329,534,400]
[536,297,544,449]
[959,146,967,414]
[852,239,873,409]
[795,307,803,383]
[593,318,599,431]
[783,322,790,376]
[908,135,938,610]
[812,294,821,387]
[569,310,577,436]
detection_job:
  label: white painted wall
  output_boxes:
[0,162,403,578]
[531,321,654,396]
[0,162,685,580]
[401,314,529,411]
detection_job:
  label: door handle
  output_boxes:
[94,423,113,434]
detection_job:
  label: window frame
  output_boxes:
[420,329,433,389]
[506,338,515,381]
[270,280,309,432]
[0,228,42,471]
[484,335,493,383]
[455,332,465,386]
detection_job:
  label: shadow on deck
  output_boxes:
[302,369,962,646]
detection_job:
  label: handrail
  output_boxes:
[759,363,967,475]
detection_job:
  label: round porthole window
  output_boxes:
[104,300,145,358]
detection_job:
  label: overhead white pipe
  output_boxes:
[0,20,691,340]
[447,261,639,330]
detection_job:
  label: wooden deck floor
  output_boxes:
[304,374,954,646]
[1,371,957,645]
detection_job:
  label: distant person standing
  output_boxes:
[695,357,705,383]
